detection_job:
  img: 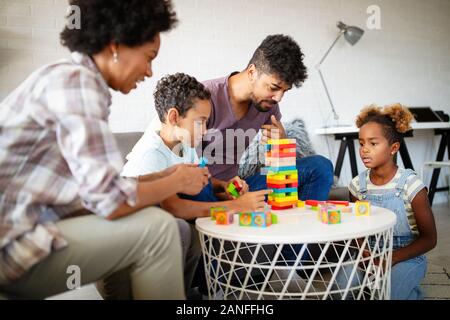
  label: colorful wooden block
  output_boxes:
[238,212,276,228]
[267,182,298,189]
[267,138,297,145]
[355,200,371,216]
[210,206,228,220]
[266,157,297,167]
[305,200,326,207]
[198,157,208,168]
[297,200,305,208]
[266,151,296,158]
[318,205,341,224]
[226,182,240,198]
[326,200,349,206]
[265,166,298,174]
[336,204,352,213]
[215,210,234,225]
[233,180,242,192]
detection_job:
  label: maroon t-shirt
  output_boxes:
[201,73,282,181]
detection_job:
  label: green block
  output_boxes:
[271,214,279,224]
[227,182,240,198]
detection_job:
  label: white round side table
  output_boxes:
[196,204,396,300]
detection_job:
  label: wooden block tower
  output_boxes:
[265,139,298,210]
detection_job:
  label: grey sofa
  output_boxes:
[113,132,349,200]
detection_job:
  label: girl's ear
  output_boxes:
[167,107,179,126]
[390,141,401,155]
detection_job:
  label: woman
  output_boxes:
[0,0,208,300]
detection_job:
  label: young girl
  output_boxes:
[335,104,437,300]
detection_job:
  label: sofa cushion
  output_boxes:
[114,132,144,160]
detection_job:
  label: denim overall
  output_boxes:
[334,169,427,300]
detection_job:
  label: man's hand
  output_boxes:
[261,115,287,145]
[223,176,249,199]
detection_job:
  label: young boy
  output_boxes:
[122,73,271,294]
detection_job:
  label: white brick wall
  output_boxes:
[1,0,450,200]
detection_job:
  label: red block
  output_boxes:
[271,205,293,210]
[233,180,242,192]
[267,151,296,158]
[326,200,350,206]
[305,200,326,206]
[269,143,296,150]
[267,182,298,189]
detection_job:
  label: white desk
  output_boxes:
[315,122,450,135]
[315,122,450,204]
[196,205,396,300]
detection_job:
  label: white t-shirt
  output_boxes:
[121,130,199,177]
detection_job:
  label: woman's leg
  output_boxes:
[0,207,185,300]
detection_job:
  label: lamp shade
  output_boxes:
[337,21,364,45]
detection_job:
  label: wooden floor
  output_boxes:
[426,201,450,270]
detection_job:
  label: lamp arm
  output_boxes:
[317,68,339,120]
[317,31,344,66]
[316,31,344,121]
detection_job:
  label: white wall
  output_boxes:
[1,0,450,202]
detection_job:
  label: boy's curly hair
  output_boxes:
[60,0,177,55]
[154,73,211,123]
[247,34,308,88]
[356,103,414,144]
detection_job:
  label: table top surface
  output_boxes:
[315,122,450,135]
[195,204,396,244]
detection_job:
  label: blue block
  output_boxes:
[271,187,298,193]
[265,166,297,172]
[199,157,208,168]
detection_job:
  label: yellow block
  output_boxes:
[273,196,298,203]
[268,139,297,145]
[355,200,371,216]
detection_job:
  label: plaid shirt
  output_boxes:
[0,52,137,284]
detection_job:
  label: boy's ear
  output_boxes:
[391,142,401,155]
[167,107,179,126]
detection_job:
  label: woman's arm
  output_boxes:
[390,188,437,265]
[107,165,209,220]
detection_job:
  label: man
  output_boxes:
[201,34,334,200]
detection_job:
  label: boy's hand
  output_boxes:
[231,190,272,212]
[162,163,211,178]
[224,176,249,199]
[261,115,287,145]
[171,164,210,195]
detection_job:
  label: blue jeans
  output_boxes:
[183,155,334,203]
[246,155,334,265]
[332,236,428,300]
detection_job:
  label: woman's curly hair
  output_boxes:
[248,34,308,88]
[154,73,211,123]
[356,103,414,144]
[60,0,177,55]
